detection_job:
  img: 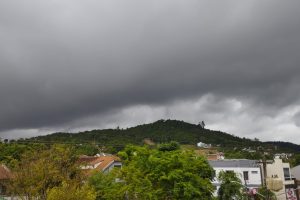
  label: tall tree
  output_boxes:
[47,181,96,200]
[90,144,215,200]
[217,171,243,200]
[9,145,83,200]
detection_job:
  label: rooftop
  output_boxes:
[209,159,259,168]
[78,155,121,175]
[0,164,12,180]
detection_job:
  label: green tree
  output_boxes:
[75,144,99,156]
[47,181,96,200]
[256,187,276,200]
[89,170,125,200]
[0,143,43,168]
[291,153,300,167]
[158,141,180,151]
[217,171,243,200]
[90,144,215,200]
[9,145,83,200]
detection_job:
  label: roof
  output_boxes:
[78,155,121,175]
[0,164,12,180]
[77,155,99,164]
[207,154,219,161]
[209,159,259,168]
[291,165,300,180]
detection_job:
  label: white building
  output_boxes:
[209,159,262,195]
[197,142,211,148]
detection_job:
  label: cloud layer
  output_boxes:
[1,0,300,143]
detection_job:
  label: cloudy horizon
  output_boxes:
[1,0,300,143]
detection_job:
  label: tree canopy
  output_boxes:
[8,145,85,200]
[89,144,215,200]
[217,171,243,200]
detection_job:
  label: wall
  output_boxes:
[266,158,295,200]
[211,166,262,196]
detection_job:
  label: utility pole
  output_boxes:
[257,158,273,200]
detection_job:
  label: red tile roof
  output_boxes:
[78,155,121,176]
[0,164,12,180]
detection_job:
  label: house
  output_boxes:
[291,165,300,199]
[209,159,262,195]
[197,142,211,148]
[78,154,122,176]
[207,152,224,161]
[0,164,12,195]
[264,157,296,200]
[291,165,300,180]
[242,148,256,153]
[274,153,293,160]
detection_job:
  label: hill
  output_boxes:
[24,119,300,154]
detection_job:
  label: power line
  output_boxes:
[9,140,126,148]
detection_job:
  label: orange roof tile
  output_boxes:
[0,164,12,180]
[78,155,121,176]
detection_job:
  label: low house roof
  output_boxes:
[78,155,121,175]
[209,159,259,168]
[291,165,300,180]
[77,155,99,164]
[0,164,12,180]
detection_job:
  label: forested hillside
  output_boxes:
[23,120,299,153]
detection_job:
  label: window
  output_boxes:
[225,170,234,173]
[212,170,216,178]
[251,171,258,174]
[114,164,122,168]
[283,168,291,180]
[243,171,249,181]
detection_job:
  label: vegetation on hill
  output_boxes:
[23,120,250,147]
[1,120,300,166]
[19,119,300,155]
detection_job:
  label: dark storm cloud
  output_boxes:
[1,0,300,140]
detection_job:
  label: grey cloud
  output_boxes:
[294,111,300,128]
[1,0,300,140]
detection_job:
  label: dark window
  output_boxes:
[226,170,234,173]
[251,171,258,174]
[212,170,216,178]
[243,171,249,181]
[283,168,291,180]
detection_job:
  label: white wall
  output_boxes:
[212,167,262,187]
[103,161,122,173]
[211,166,262,197]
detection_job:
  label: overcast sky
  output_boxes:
[1,0,300,143]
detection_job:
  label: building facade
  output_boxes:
[209,159,262,196]
[265,157,296,200]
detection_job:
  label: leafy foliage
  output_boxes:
[47,181,96,200]
[88,171,125,200]
[8,145,83,200]
[158,141,180,151]
[217,171,243,200]
[89,144,215,200]
[256,187,276,200]
[0,142,45,168]
[290,153,300,167]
